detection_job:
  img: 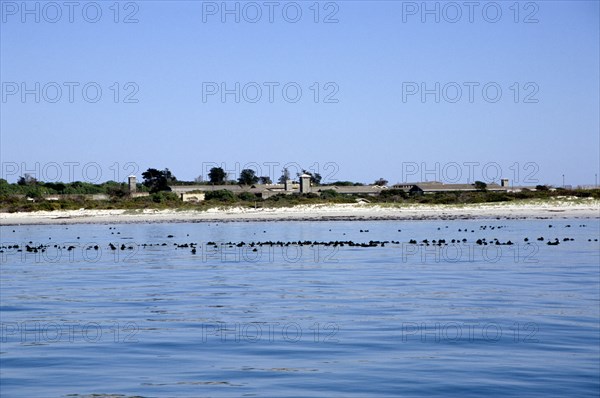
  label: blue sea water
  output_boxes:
[1,219,599,397]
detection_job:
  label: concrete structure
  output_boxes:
[501,178,509,187]
[171,182,392,198]
[316,185,388,196]
[285,179,293,191]
[130,192,150,198]
[169,178,529,200]
[128,175,137,193]
[45,194,111,201]
[395,181,509,194]
[180,192,206,202]
[299,174,312,194]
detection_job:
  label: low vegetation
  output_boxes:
[2,168,598,213]
[1,178,598,214]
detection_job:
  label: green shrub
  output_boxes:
[379,189,408,199]
[319,189,339,200]
[237,192,258,201]
[151,191,180,203]
[205,189,236,202]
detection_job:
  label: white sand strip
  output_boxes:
[1,200,599,226]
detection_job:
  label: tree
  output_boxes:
[0,179,11,195]
[298,170,322,185]
[17,174,38,186]
[535,185,549,191]
[106,184,128,198]
[208,167,227,185]
[238,169,259,185]
[311,172,322,186]
[25,187,45,199]
[474,181,487,191]
[374,178,388,186]
[330,181,353,186]
[63,181,103,194]
[278,168,291,184]
[43,182,66,193]
[258,176,272,184]
[142,168,176,193]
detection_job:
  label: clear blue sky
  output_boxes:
[1,0,599,186]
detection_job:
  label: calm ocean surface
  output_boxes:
[1,219,599,397]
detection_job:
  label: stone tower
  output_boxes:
[128,175,137,193]
[299,174,311,194]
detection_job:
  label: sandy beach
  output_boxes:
[1,200,598,226]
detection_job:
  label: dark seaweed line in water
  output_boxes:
[4,236,597,255]
[3,222,597,254]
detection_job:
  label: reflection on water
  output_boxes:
[1,220,599,397]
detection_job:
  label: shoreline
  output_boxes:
[1,201,599,226]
